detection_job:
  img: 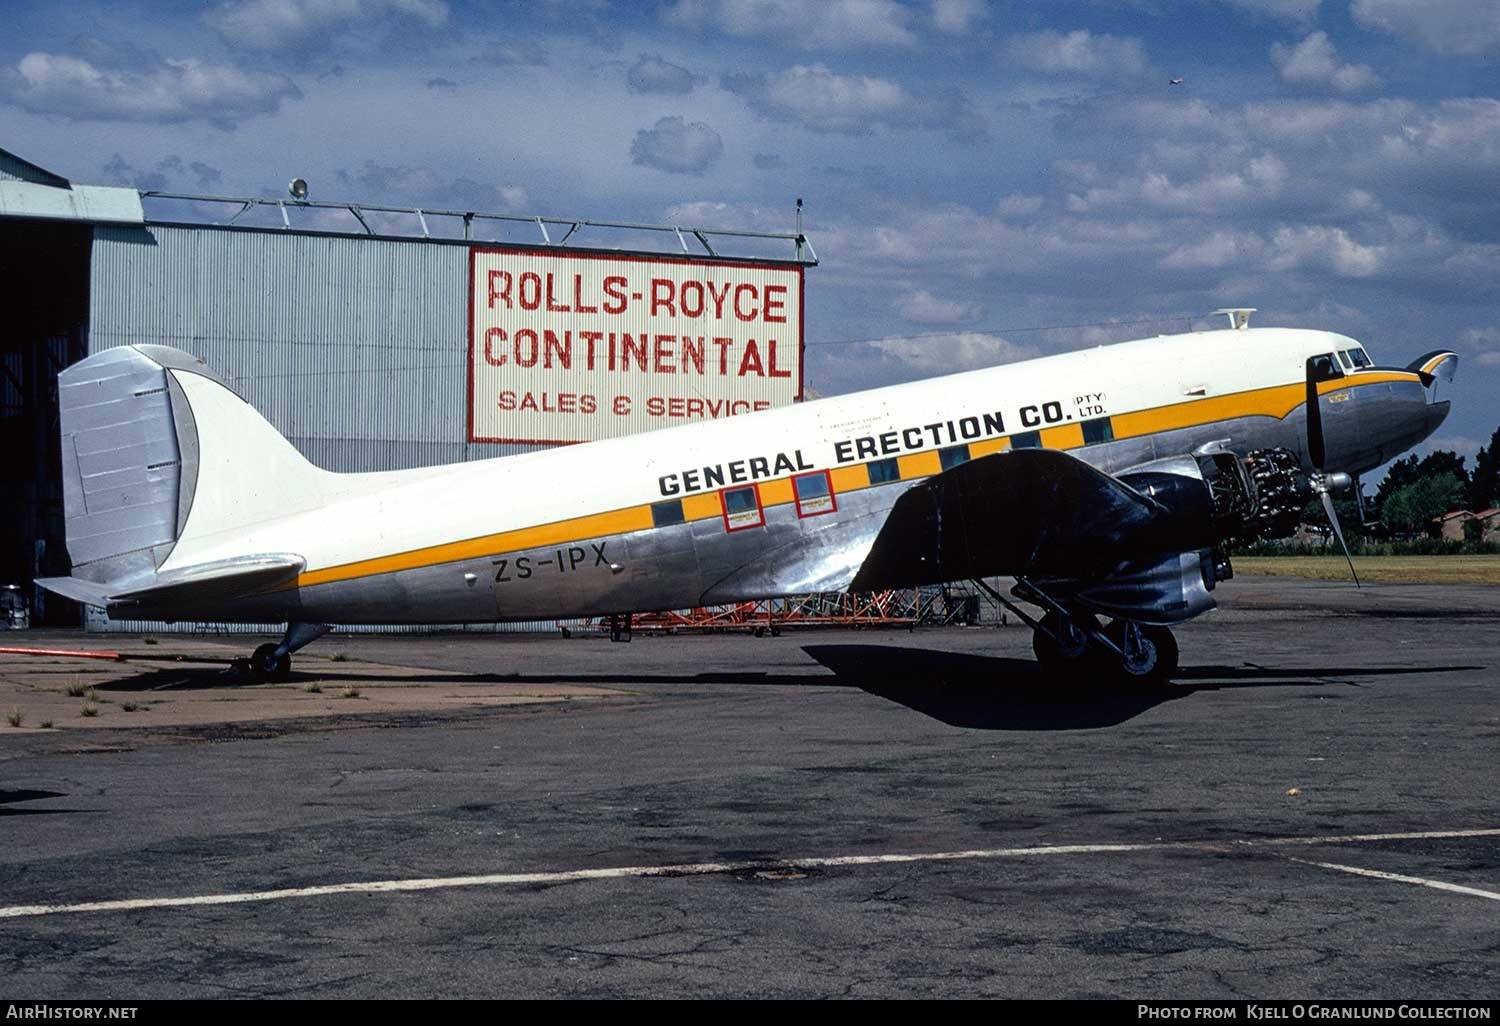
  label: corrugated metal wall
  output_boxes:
[90,224,533,470]
[88,223,553,633]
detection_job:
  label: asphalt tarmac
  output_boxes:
[1,576,1497,999]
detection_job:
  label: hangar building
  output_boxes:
[0,147,814,630]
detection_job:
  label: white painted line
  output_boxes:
[3,827,1497,920]
[1287,858,1500,902]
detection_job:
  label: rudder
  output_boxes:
[56,345,326,585]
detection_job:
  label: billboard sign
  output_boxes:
[469,248,803,444]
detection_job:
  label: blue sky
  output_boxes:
[2,0,1496,473]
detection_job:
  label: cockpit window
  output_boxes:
[1345,347,1373,369]
[1309,353,1343,382]
[1337,351,1354,371]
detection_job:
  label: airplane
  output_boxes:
[37,312,1456,684]
[1169,77,1185,86]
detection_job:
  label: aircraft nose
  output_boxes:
[1424,398,1451,436]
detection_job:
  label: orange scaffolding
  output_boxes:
[568,584,995,637]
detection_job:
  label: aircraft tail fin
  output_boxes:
[53,345,327,588]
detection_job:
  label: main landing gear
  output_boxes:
[243,622,332,682]
[975,579,1180,684]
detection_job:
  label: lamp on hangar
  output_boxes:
[287,178,309,200]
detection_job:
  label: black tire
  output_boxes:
[1103,621,1170,684]
[251,642,291,683]
[1142,626,1179,678]
[1031,612,1089,666]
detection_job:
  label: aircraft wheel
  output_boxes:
[1142,626,1179,678]
[251,642,291,683]
[1031,612,1089,666]
[1104,621,1170,684]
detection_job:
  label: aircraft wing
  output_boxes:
[702,447,1215,616]
[848,448,1180,590]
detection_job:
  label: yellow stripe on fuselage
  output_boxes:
[295,371,1420,590]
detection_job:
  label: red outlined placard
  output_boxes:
[469,248,804,444]
[792,469,838,518]
[720,483,765,532]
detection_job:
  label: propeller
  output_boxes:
[1305,357,1360,588]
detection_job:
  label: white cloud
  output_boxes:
[205,0,449,50]
[3,52,300,125]
[897,289,983,324]
[1268,225,1386,277]
[627,53,696,94]
[997,194,1044,218]
[930,0,987,34]
[724,64,984,141]
[1460,328,1500,368]
[662,0,916,50]
[1160,231,1260,271]
[1004,29,1150,78]
[1061,153,1288,215]
[1352,0,1500,57]
[629,115,724,175]
[1271,32,1379,93]
[335,160,527,211]
[868,332,1037,374]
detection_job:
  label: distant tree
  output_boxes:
[1469,428,1500,511]
[1374,450,1468,516]
[1380,474,1467,538]
[1300,491,1370,541]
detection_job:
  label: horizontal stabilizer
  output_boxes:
[33,576,115,608]
[38,554,304,611]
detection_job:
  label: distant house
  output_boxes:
[1472,508,1500,542]
[1433,510,1473,541]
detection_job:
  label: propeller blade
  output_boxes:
[1320,490,1361,589]
[1305,357,1326,471]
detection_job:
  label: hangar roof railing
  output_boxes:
[138,191,817,265]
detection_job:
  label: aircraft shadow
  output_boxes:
[0,788,79,818]
[85,648,1482,733]
[800,645,1480,731]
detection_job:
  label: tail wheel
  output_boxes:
[251,642,291,683]
[1031,611,1090,665]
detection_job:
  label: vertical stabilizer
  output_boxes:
[54,345,328,587]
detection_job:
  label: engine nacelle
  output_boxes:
[1118,447,1314,550]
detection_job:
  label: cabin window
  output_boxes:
[793,471,837,518]
[1308,354,1343,382]
[939,445,970,470]
[1082,418,1114,445]
[651,499,685,527]
[868,457,900,483]
[721,484,765,531]
[1011,430,1042,449]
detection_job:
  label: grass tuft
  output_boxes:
[80,701,99,718]
[39,719,53,730]
[303,682,322,694]
[338,686,361,699]
[65,682,87,698]
[6,706,22,728]
[121,702,139,712]
[330,652,349,663]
